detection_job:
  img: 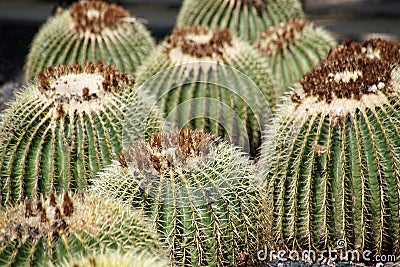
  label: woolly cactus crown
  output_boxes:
[176,0,305,42]
[92,128,269,266]
[25,0,155,81]
[260,39,400,255]
[36,61,134,113]
[254,18,336,95]
[0,192,163,266]
[325,38,400,64]
[0,61,159,205]
[136,25,274,156]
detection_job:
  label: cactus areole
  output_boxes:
[262,41,400,256]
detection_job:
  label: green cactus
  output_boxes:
[24,1,155,81]
[0,61,160,205]
[0,192,164,267]
[254,18,336,95]
[61,250,168,267]
[260,41,400,256]
[135,26,275,156]
[176,0,305,42]
[91,128,269,266]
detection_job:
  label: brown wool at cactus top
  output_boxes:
[295,57,393,103]
[255,18,309,56]
[70,1,129,36]
[325,38,400,64]
[124,128,216,175]
[163,26,233,58]
[37,61,135,110]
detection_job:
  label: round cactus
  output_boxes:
[176,0,305,42]
[260,42,400,256]
[91,128,269,266]
[0,61,160,205]
[24,1,155,81]
[61,250,168,267]
[136,26,275,156]
[254,18,336,95]
[0,192,164,266]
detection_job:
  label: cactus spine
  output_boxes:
[260,40,400,256]
[25,1,155,81]
[254,18,336,95]
[0,61,159,205]
[92,128,269,266]
[61,250,168,267]
[176,0,305,42]
[0,192,163,266]
[136,26,275,156]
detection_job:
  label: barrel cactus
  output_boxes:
[0,61,160,205]
[176,0,305,42]
[0,192,163,266]
[260,44,400,256]
[254,18,336,95]
[24,0,155,81]
[61,250,168,267]
[136,26,274,156]
[91,128,269,266]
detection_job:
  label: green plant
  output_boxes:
[91,128,269,266]
[135,26,275,156]
[176,0,305,42]
[260,42,400,256]
[0,61,160,205]
[254,18,336,95]
[61,250,168,267]
[0,192,164,267]
[24,1,155,81]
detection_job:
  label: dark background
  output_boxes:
[0,0,400,107]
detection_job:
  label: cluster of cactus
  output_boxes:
[260,39,400,255]
[0,61,159,205]
[92,128,269,266]
[7,0,400,265]
[24,0,155,81]
[61,250,168,267]
[136,25,275,156]
[254,18,336,94]
[177,0,305,42]
[0,192,164,266]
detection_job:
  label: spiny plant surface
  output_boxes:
[136,25,275,156]
[254,18,336,95]
[25,0,155,81]
[260,40,400,257]
[92,128,269,266]
[0,61,160,205]
[0,192,163,267]
[61,250,168,267]
[176,0,304,42]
